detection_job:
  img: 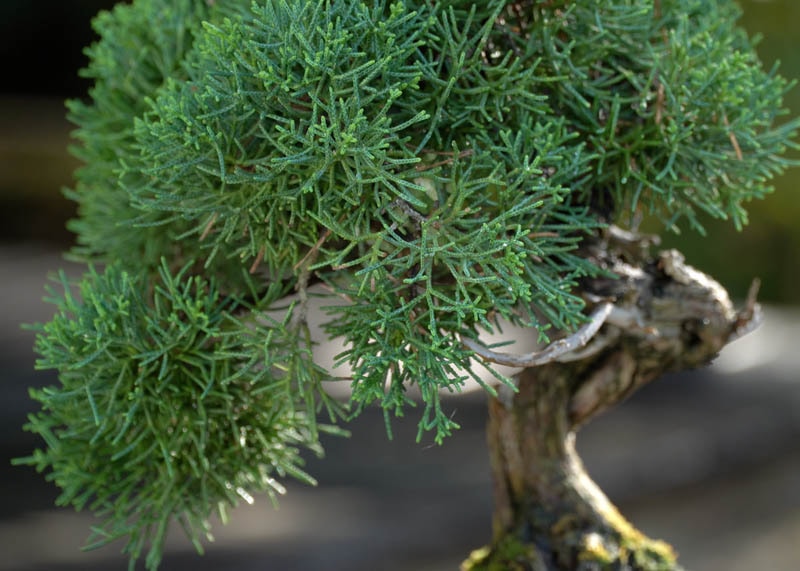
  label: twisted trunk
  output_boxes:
[463,233,758,570]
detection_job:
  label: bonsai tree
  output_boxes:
[17,0,797,569]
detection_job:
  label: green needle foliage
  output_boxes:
[23,261,338,568]
[18,0,797,569]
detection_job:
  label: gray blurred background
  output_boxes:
[1,1,799,570]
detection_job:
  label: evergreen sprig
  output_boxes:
[19,0,798,568]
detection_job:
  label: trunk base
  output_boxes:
[462,527,680,571]
[465,369,683,571]
[466,390,681,571]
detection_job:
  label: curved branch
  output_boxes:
[462,303,614,368]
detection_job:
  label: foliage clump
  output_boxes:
[18,0,797,568]
[23,262,337,568]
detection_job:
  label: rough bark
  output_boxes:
[463,230,759,571]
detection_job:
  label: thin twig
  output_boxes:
[655,82,665,125]
[722,113,744,160]
[730,278,762,340]
[249,246,265,274]
[199,212,218,241]
[292,263,312,329]
[415,149,474,172]
[250,246,266,274]
[294,227,332,272]
[387,199,427,226]
[527,231,559,239]
[463,303,613,367]
[291,228,331,329]
[405,145,472,156]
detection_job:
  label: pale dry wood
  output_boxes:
[462,303,614,368]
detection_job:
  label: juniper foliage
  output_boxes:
[18,0,797,569]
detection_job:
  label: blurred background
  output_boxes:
[1,1,799,570]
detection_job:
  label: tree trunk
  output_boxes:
[463,232,759,571]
